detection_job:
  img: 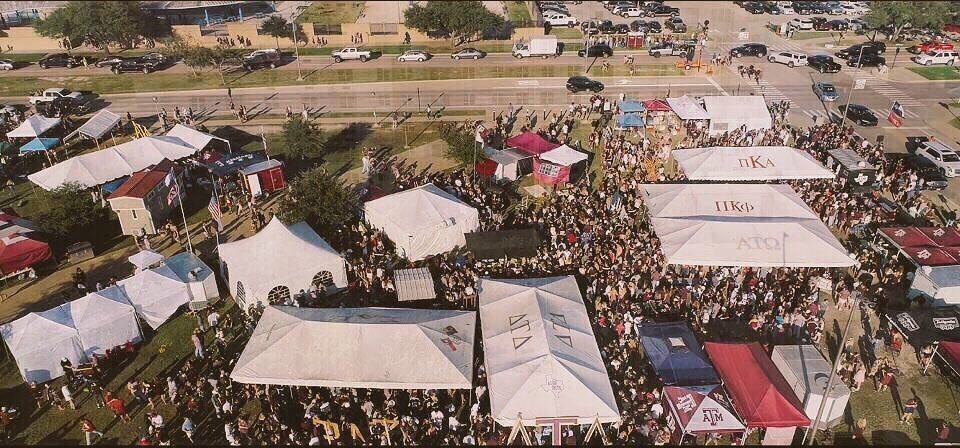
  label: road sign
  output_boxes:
[854,79,867,90]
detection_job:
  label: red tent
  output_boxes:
[475,159,497,177]
[920,227,960,247]
[704,342,810,428]
[504,132,560,156]
[939,341,960,375]
[0,234,51,275]
[878,227,937,248]
[900,247,959,266]
[642,99,672,112]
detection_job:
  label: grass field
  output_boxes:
[505,1,531,23]
[909,66,960,80]
[295,1,364,25]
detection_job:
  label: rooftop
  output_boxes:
[107,159,174,200]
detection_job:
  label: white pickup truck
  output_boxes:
[28,88,92,105]
[331,47,374,63]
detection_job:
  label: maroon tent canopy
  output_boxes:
[878,227,937,248]
[504,132,560,156]
[704,342,810,428]
[900,247,959,266]
[0,235,51,275]
[642,99,672,112]
[920,227,960,247]
[939,341,960,374]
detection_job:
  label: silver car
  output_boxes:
[397,50,432,62]
[451,48,487,60]
[813,82,839,102]
[0,59,13,71]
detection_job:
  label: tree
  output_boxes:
[863,1,952,42]
[34,1,167,53]
[160,35,211,76]
[276,168,357,234]
[404,1,505,46]
[207,46,244,86]
[282,116,324,160]
[260,15,291,49]
[31,182,99,243]
[439,123,485,166]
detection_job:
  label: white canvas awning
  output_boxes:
[539,145,588,166]
[909,265,960,307]
[128,249,164,271]
[166,124,228,150]
[68,286,142,356]
[484,147,527,181]
[666,96,710,120]
[395,267,437,301]
[6,115,61,138]
[478,276,620,426]
[0,306,86,383]
[364,183,480,261]
[703,96,771,135]
[231,306,476,389]
[641,184,855,267]
[218,217,347,307]
[674,146,834,181]
[75,110,121,139]
[118,265,191,329]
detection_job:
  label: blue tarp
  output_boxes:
[616,113,645,129]
[19,137,59,154]
[638,321,719,386]
[619,99,646,113]
[206,151,267,177]
[101,176,129,195]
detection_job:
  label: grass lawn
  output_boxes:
[790,31,834,40]
[909,66,960,80]
[295,1,364,25]
[505,1,531,23]
[549,27,584,39]
[0,63,681,96]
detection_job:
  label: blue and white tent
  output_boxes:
[19,137,59,154]
[638,321,719,386]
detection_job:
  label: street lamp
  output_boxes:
[839,45,867,128]
[292,21,302,81]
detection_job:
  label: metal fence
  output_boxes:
[311,23,342,35]
[369,23,399,36]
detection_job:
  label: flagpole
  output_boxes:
[210,177,222,253]
[172,171,194,253]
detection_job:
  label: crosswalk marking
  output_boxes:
[751,79,792,104]
[846,67,924,106]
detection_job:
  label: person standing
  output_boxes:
[61,383,76,409]
[181,416,196,443]
[80,418,104,445]
[191,330,204,359]
[901,397,918,424]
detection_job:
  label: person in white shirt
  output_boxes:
[207,310,220,329]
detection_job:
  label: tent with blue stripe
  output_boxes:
[19,137,59,154]
[616,113,645,129]
[638,321,719,385]
[618,99,646,113]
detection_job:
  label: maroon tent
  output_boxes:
[939,341,960,375]
[900,247,959,266]
[504,132,560,157]
[878,227,937,248]
[0,234,51,275]
[704,342,810,428]
[642,99,672,112]
[921,227,960,247]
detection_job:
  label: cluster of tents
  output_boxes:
[873,226,960,307]
[477,132,590,185]
[615,95,773,136]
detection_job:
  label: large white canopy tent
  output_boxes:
[641,184,855,267]
[478,276,620,426]
[673,146,834,181]
[218,217,347,308]
[0,306,86,383]
[166,124,230,151]
[666,96,710,120]
[231,306,476,389]
[702,95,771,135]
[6,115,61,138]
[364,183,480,261]
[67,286,142,356]
[539,144,589,166]
[119,264,192,329]
[66,109,121,141]
[27,135,198,190]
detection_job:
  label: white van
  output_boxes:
[913,50,960,66]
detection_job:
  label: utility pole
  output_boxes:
[292,21,303,81]
[840,46,866,128]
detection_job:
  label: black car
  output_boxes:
[112,56,163,74]
[578,43,613,58]
[835,42,885,59]
[613,23,630,34]
[38,53,82,69]
[597,20,616,34]
[242,49,281,70]
[811,17,829,31]
[630,20,662,33]
[665,17,687,33]
[808,54,841,73]
[841,104,878,126]
[730,43,767,58]
[95,55,131,68]
[825,19,849,31]
[646,3,679,16]
[566,76,604,93]
[793,1,816,14]
[904,155,950,190]
[846,52,885,67]
[744,2,765,14]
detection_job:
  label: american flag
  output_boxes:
[208,194,223,231]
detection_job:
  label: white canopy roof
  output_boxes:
[218,217,347,306]
[364,183,480,261]
[539,144,589,166]
[0,306,86,383]
[231,306,476,389]
[166,124,226,150]
[641,184,855,267]
[666,96,710,120]
[478,276,620,426]
[674,146,834,181]
[119,265,191,329]
[28,135,198,190]
[128,249,164,270]
[75,109,121,139]
[6,115,61,138]
[703,96,771,135]
[68,287,142,356]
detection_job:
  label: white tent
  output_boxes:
[70,109,121,140]
[702,96,771,135]
[0,306,86,383]
[641,184,855,267]
[666,96,710,120]
[68,287,142,356]
[218,217,347,308]
[28,135,198,190]
[673,146,834,181]
[364,183,480,261]
[771,345,851,427]
[6,115,61,138]
[119,265,191,329]
[128,249,164,271]
[909,265,960,307]
[165,251,220,305]
[484,147,527,181]
[478,276,620,426]
[231,306,476,389]
[539,144,589,166]
[166,124,228,151]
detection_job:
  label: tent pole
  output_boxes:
[803,294,859,445]
[925,342,940,375]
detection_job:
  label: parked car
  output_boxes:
[665,17,687,33]
[813,81,839,101]
[613,23,630,34]
[112,56,163,74]
[619,7,646,18]
[808,54,842,72]
[744,2,766,14]
[38,53,82,69]
[95,55,131,68]
[451,48,487,60]
[908,40,954,54]
[764,3,785,14]
[846,52,885,67]
[729,43,768,58]
[646,3,679,16]
[848,18,868,32]
[835,42,885,59]
[913,49,960,66]
[396,50,432,62]
[648,41,690,57]
[768,51,808,67]
[789,18,814,30]
[903,154,950,190]
[0,59,14,70]
[566,76,604,93]
[811,16,830,30]
[916,141,960,177]
[824,19,849,31]
[630,20,662,33]
[542,12,578,26]
[840,104,878,126]
[578,43,613,58]
[242,49,281,70]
